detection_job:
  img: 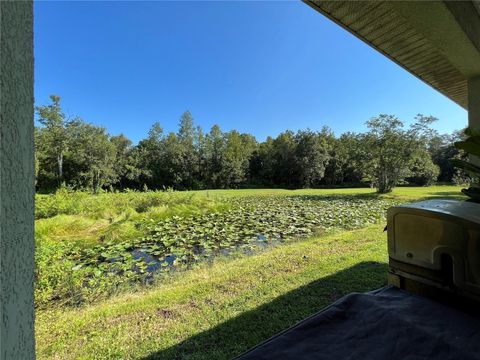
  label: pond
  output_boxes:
[72,195,399,280]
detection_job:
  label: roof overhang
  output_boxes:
[304,1,480,110]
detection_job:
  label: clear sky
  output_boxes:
[34,1,467,143]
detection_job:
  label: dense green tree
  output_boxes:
[321,128,342,186]
[364,115,414,193]
[34,95,462,192]
[219,131,256,188]
[137,122,165,188]
[339,132,370,185]
[35,95,71,186]
[430,131,465,183]
[204,125,225,188]
[162,132,186,189]
[67,120,117,192]
[176,111,199,189]
[294,130,330,187]
[195,125,206,188]
[405,115,440,186]
[270,131,297,187]
[249,136,275,186]
[111,134,145,189]
[406,149,440,186]
[365,114,442,192]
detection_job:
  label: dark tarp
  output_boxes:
[236,286,480,360]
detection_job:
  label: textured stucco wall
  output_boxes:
[0,1,35,359]
[469,76,480,129]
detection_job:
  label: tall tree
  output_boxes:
[365,114,415,193]
[249,136,275,186]
[35,95,70,185]
[335,132,368,185]
[429,130,464,183]
[204,125,225,188]
[176,111,199,189]
[162,132,185,189]
[271,131,297,187]
[320,127,344,186]
[195,125,206,188]
[137,122,165,188]
[294,130,330,187]
[68,120,117,192]
[405,114,440,186]
[111,134,145,189]
[219,131,256,188]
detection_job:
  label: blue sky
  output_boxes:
[34,1,467,143]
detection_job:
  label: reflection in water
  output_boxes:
[129,233,283,276]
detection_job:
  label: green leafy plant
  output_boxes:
[451,127,480,199]
[35,194,399,308]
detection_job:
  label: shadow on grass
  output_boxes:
[141,261,387,360]
[425,191,466,199]
[284,193,382,202]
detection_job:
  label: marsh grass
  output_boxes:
[35,188,226,220]
[34,189,229,307]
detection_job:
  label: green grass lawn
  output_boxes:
[35,185,466,359]
[195,184,465,200]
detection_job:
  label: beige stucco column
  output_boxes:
[0,1,36,359]
[469,76,480,130]
[468,76,480,169]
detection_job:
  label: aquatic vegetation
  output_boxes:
[35,195,398,307]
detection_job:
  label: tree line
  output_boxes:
[35,95,468,194]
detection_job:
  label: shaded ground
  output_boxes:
[142,261,386,360]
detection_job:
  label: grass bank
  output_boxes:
[193,184,465,200]
[36,225,389,360]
